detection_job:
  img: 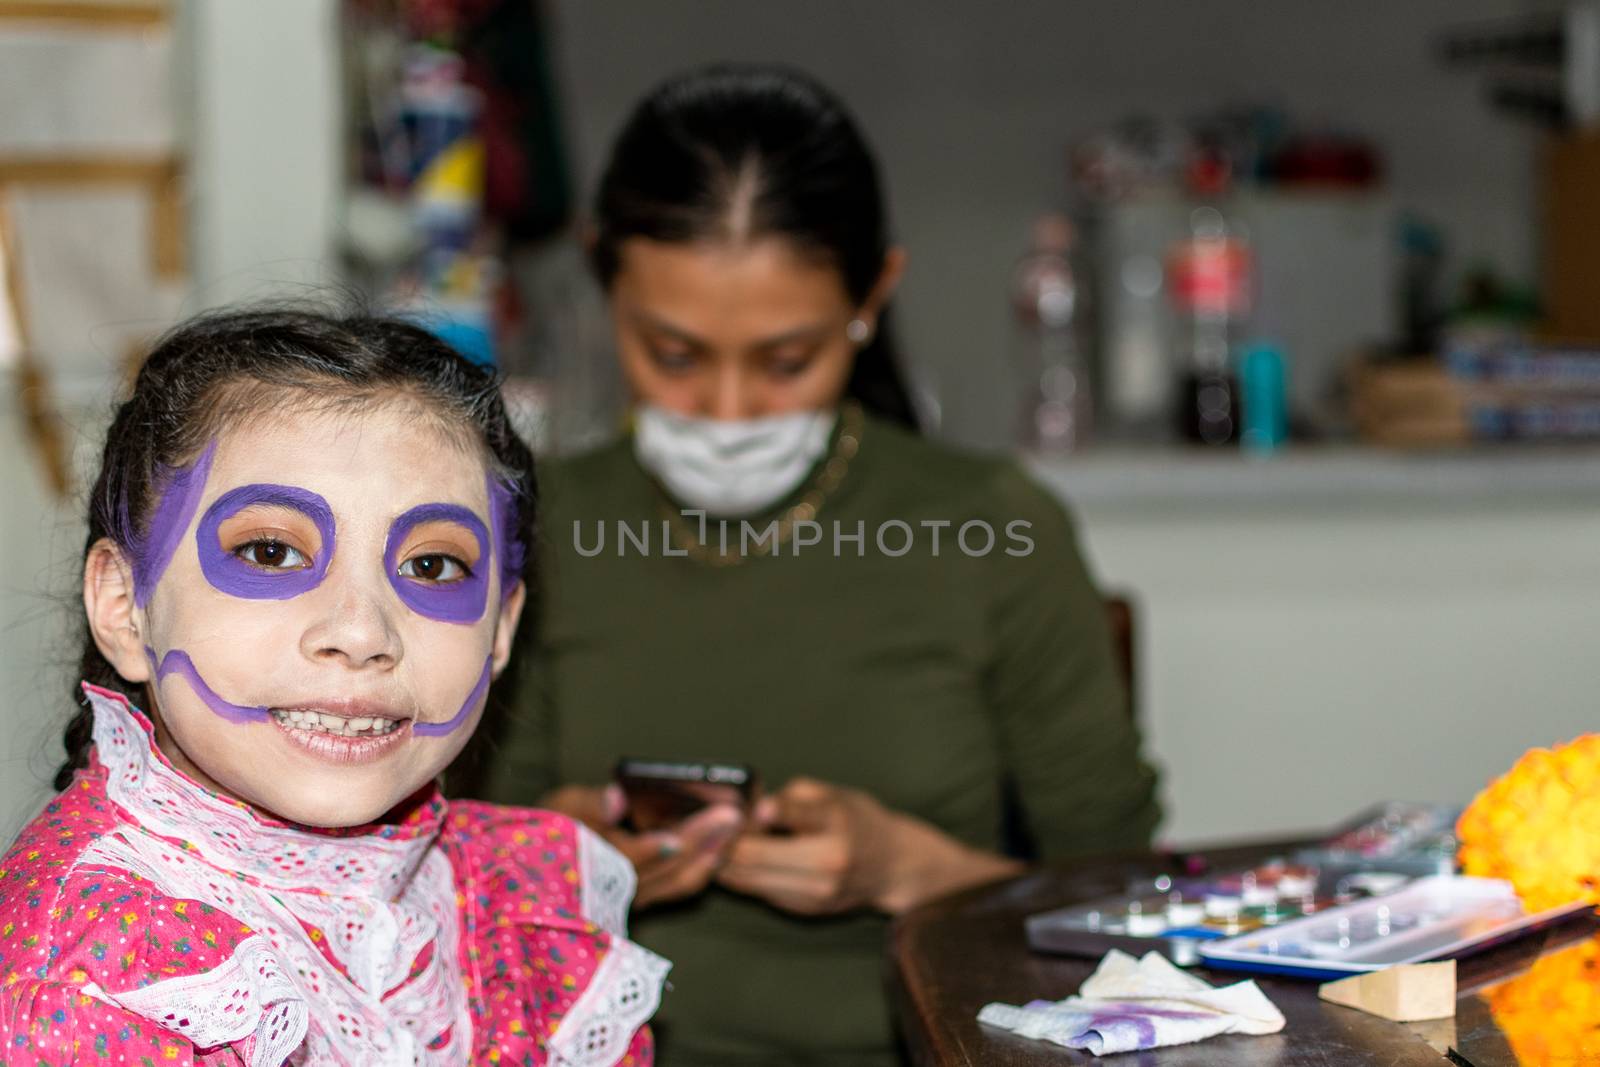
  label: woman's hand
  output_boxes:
[714,777,1024,916]
[541,784,744,910]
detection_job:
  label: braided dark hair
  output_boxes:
[57,305,538,790]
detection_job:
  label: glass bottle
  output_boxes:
[1013,214,1092,451]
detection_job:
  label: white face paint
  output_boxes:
[633,405,837,517]
[130,402,522,828]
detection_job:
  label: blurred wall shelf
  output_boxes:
[1027,445,1600,514]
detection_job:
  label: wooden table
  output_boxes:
[888,840,1598,1066]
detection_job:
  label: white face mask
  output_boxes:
[633,405,837,517]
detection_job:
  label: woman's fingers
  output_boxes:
[540,783,611,827]
[625,804,745,908]
[763,776,843,833]
[716,827,854,912]
[720,828,842,878]
[534,787,749,909]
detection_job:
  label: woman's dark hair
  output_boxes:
[591,63,920,430]
[56,306,537,790]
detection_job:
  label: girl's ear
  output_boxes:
[84,539,152,683]
[490,580,527,676]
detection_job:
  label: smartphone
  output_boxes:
[614,758,759,833]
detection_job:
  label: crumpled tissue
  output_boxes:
[977,948,1286,1056]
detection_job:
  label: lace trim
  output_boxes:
[83,935,307,1067]
[548,938,671,1067]
[84,685,441,896]
[79,831,471,1065]
[576,824,634,937]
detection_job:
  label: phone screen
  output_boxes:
[614,759,757,833]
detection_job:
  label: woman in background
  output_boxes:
[477,64,1159,1066]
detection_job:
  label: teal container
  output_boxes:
[1239,342,1287,453]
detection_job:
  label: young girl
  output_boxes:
[0,309,667,1066]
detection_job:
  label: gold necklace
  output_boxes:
[658,403,865,567]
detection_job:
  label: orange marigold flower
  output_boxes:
[1457,734,1600,912]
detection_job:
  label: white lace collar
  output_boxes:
[84,683,444,900]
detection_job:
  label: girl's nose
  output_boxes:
[298,578,403,671]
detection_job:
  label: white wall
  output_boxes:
[186,0,342,307]
[1077,501,1600,842]
[0,400,96,838]
[548,0,1544,447]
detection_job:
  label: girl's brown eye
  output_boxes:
[236,540,309,570]
[399,554,469,583]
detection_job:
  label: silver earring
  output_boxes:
[846,318,872,344]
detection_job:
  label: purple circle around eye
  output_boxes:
[384,503,489,624]
[196,484,336,600]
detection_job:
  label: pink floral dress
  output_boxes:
[0,684,669,1066]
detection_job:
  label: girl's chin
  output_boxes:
[243,784,412,830]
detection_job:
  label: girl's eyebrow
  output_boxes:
[206,484,335,526]
[389,502,492,535]
[216,485,323,511]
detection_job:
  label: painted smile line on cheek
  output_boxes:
[146,647,272,725]
[131,442,217,607]
[197,484,336,599]
[385,503,490,623]
[412,655,492,737]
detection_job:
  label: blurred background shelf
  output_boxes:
[1028,444,1600,513]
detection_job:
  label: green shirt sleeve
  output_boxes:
[981,464,1161,859]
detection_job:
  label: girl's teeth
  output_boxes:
[270,709,401,736]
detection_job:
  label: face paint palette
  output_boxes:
[1198,875,1594,980]
[1291,800,1460,880]
[1025,803,1464,966]
[1026,860,1346,966]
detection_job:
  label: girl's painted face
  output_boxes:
[611,237,894,421]
[104,402,524,827]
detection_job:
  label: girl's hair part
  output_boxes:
[591,63,921,430]
[58,305,537,790]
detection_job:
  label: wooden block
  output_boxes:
[1319,961,1457,1022]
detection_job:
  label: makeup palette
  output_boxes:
[1026,859,1345,966]
[1199,875,1594,980]
[1025,802,1464,966]
[1292,801,1459,880]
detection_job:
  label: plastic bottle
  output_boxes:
[1239,342,1287,453]
[1167,154,1251,445]
[1012,214,1092,451]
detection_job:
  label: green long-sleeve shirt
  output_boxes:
[475,413,1159,1066]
